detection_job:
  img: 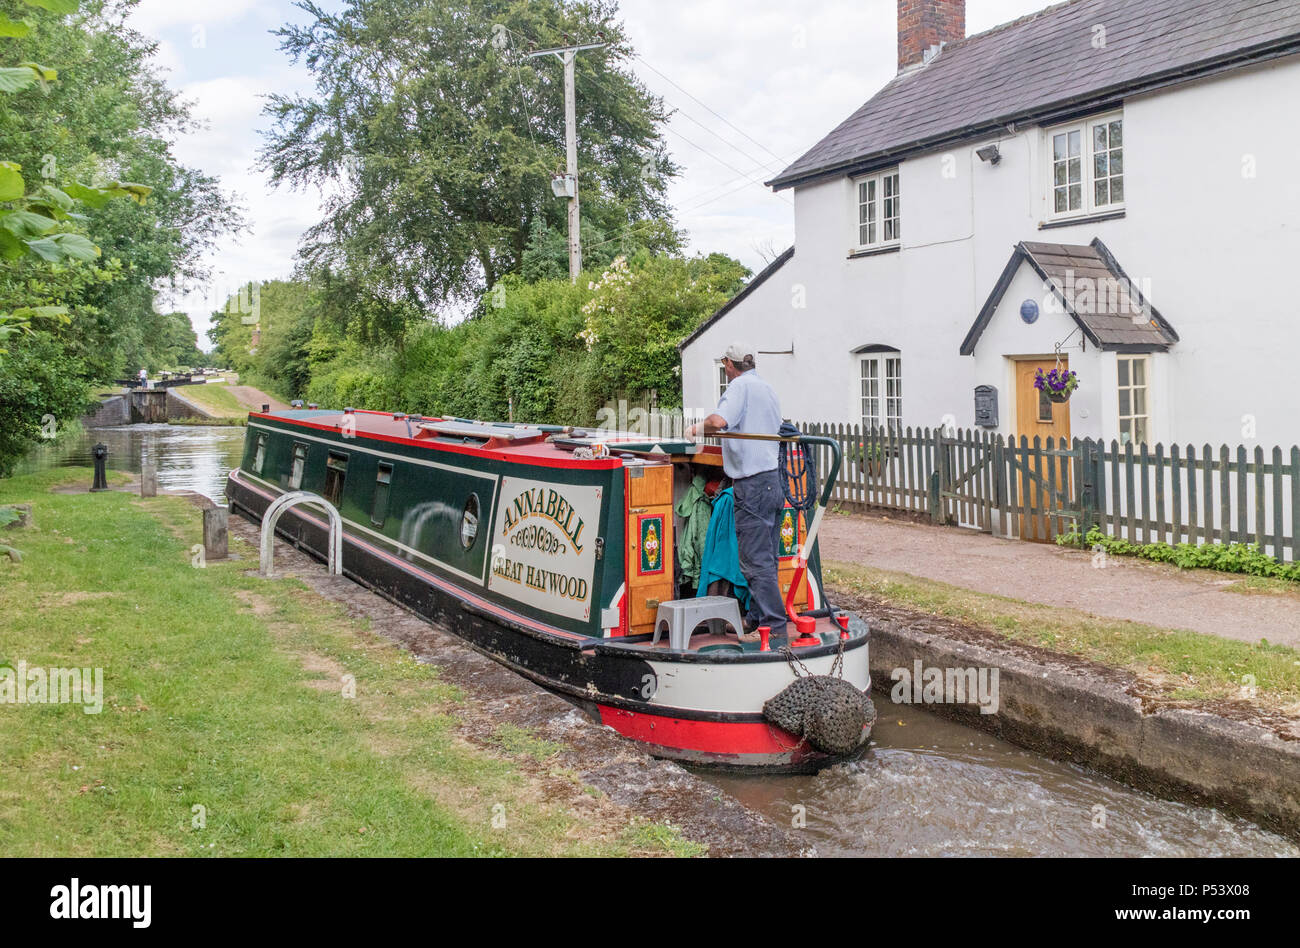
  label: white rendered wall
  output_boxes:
[682,55,1300,451]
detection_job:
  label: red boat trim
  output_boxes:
[596,704,812,756]
[248,413,623,471]
[230,468,586,642]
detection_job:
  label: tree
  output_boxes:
[0,0,240,373]
[261,0,680,333]
[0,0,241,473]
[579,252,748,409]
[208,278,320,398]
[292,250,748,426]
[0,0,150,356]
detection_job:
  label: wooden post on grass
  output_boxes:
[140,461,157,498]
[203,506,229,561]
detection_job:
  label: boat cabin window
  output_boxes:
[252,434,266,474]
[289,442,308,490]
[371,463,393,527]
[460,493,480,550]
[324,451,348,507]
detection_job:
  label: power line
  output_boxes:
[510,43,792,206]
[585,166,790,254]
[487,23,793,252]
[663,124,762,181]
[661,95,787,175]
[633,54,791,168]
[494,22,793,179]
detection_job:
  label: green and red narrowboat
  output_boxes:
[226,408,872,771]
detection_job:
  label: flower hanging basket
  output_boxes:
[1035,367,1079,404]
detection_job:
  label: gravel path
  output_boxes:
[820,511,1300,648]
[225,385,288,412]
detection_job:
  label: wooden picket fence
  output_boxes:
[795,423,1300,563]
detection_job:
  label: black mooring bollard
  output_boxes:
[90,443,109,492]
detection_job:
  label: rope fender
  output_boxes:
[762,641,876,756]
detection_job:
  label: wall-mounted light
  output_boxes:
[977,144,1002,165]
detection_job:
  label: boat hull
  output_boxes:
[227,468,872,772]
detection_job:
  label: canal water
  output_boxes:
[16,423,246,503]
[15,423,1299,856]
[709,702,1297,856]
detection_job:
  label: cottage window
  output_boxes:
[1047,114,1123,218]
[717,362,728,399]
[860,355,902,431]
[1117,355,1149,445]
[853,169,901,251]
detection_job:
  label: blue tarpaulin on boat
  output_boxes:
[696,487,750,611]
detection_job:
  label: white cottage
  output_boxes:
[681,0,1300,451]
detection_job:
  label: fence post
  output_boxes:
[1079,438,1095,536]
[931,426,946,525]
[991,436,1006,538]
[929,471,943,524]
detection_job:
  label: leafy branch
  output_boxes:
[0,0,150,354]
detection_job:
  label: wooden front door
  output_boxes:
[1014,358,1072,541]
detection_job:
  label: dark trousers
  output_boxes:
[733,468,787,637]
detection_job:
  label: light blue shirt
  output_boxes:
[715,369,781,479]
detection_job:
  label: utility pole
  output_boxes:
[527,41,603,283]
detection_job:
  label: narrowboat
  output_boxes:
[225,408,873,772]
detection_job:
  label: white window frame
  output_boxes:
[1117,354,1150,446]
[1045,112,1124,221]
[716,361,728,400]
[851,168,901,252]
[860,354,902,431]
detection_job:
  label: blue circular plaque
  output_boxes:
[1020,299,1039,324]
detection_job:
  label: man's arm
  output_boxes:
[686,413,728,439]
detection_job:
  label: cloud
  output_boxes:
[128,0,266,34]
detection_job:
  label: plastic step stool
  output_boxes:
[652,597,744,651]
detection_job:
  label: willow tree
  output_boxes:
[260,0,679,338]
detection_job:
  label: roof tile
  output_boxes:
[771,0,1300,189]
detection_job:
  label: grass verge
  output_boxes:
[170,382,249,419]
[825,560,1300,711]
[0,468,695,856]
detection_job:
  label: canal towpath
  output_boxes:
[821,510,1300,648]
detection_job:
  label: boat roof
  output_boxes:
[249,408,713,469]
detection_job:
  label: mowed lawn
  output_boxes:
[0,469,696,857]
[172,381,249,419]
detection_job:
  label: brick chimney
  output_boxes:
[898,0,966,71]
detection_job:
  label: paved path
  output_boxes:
[820,511,1300,648]
[224,383,288,412]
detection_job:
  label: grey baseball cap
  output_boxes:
[722,342,753,363]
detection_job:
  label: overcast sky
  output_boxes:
[133,0,1051,343]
